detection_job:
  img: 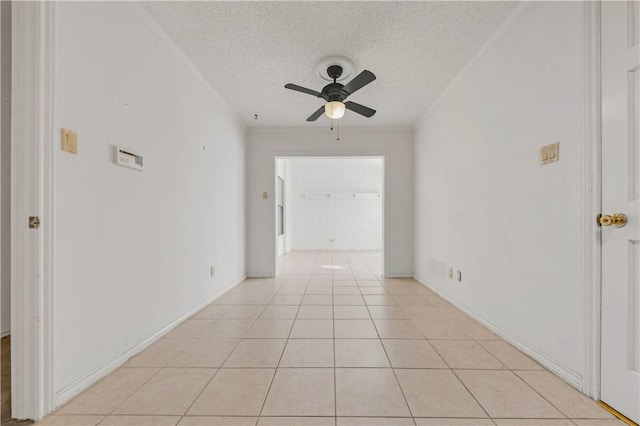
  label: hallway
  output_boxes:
[37,251,621,426]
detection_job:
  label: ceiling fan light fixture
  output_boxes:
[325,101,345,119]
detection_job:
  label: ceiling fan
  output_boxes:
[285,65,376,122]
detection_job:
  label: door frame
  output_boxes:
[276,173,286,257]
[560,0,633,405]
[273,155,386,278]
[11,1,55,420]
[582,0,602,401]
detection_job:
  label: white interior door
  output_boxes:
[600,1,640,423]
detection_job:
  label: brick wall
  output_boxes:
[289,158,383,250]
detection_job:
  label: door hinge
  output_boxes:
[28,216,40,229]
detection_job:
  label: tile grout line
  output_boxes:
[141,332,227,426]
[368,285,416,421]
[509,369,573,420]
[332,252,338,426]
[178,331,244,422]
[95,367,165,422]
[332,263,338,424]
[256,274,307,420]
[113,365,552,370]
[429,343,493,421]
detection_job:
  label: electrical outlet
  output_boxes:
[210,266,215,278]
[456,271,462,282]
[448,267,453,279]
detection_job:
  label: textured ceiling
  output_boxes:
[141,1,518,128]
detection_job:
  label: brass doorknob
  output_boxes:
[598,213,627,227]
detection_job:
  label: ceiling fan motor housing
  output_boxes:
[324,66,346,102]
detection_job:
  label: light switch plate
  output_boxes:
[540,142,559,165]
[61,128,78,154]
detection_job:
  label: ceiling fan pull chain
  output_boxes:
[337,122,340,141]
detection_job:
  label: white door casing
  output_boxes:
[11,1,55,420]
[600,1,640,423]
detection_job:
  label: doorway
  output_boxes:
[275,157,384,278]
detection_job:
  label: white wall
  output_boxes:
[290,158,383,250]
[414,2,585,385]
[53,2,246,403]
[0,0,11,336]
[247,128,413,277]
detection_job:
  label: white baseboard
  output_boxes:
[414,275,584,391]
[54,274,247,407]
[384,274,414,278]
[1,330,10,338]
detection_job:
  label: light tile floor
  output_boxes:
[37,251,624,426]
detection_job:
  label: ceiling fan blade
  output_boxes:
[341,70,376,97]
[345,101,376,118]
[306,105,326,121]
[285,83,323,98]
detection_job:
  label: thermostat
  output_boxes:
[114,146,143,171]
